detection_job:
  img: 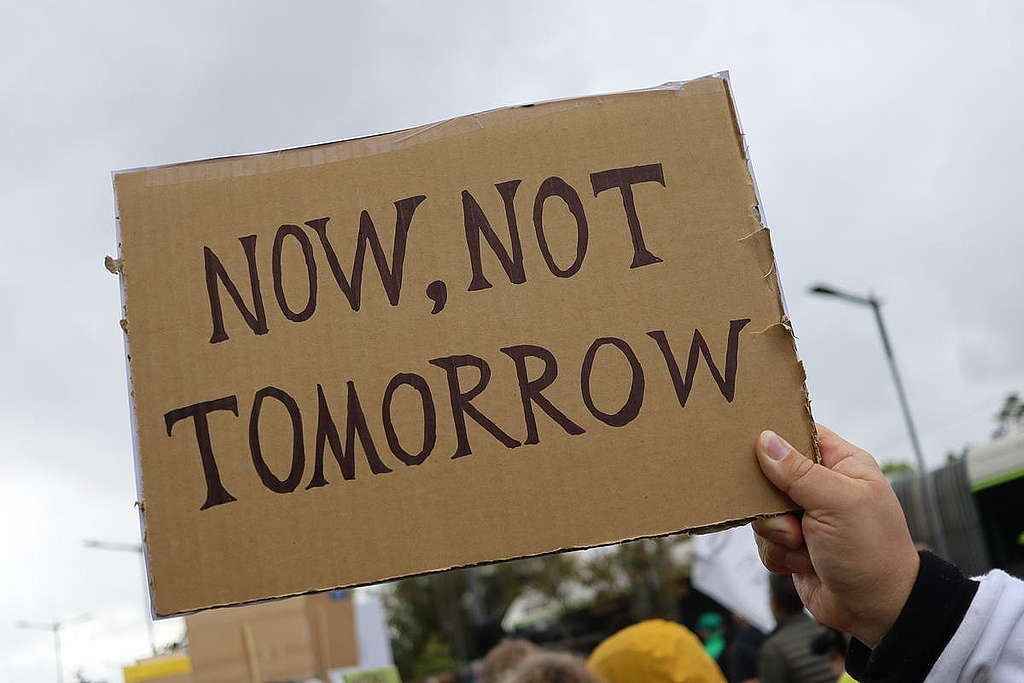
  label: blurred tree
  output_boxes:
[518,553,580,639]
[621,537,686,621]
[520,554,577,607]
[881,461,915,478]
[385,558,563,678]
[385,572,464,678]
[579,550,627,604]
[946,446,969,464]
[412,633,459,680]
[384,535,689,678]
[994,392,1024,438]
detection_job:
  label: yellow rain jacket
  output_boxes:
[588,619,728,683]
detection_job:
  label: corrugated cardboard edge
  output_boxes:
[720,72,821,466]
[111,179,158,618]
[113,71,819,618]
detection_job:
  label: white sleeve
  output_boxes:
[926,570,1024,682]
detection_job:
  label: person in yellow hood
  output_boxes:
[587,619,727,683]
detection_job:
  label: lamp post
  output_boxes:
[808,283,948,558]
[16,614,89,682]
[83,539,157,655]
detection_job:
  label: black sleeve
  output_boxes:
[845,551,979,683]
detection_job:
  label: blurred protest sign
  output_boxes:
[185,591,358,681]
[123,654,193,682]
[692,524,775,633]
[113,72,816,616]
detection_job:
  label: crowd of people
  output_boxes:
[472,570,846,683]
[422,423,1024,682]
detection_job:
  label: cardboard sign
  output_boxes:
[185,592,358,681]
[123,655,193,683]
[113,73,816,617]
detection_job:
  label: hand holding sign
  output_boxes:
[752,425,920,648]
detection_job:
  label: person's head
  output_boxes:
[769,573,805,619]
[587,619,727,683]
[483,639,540,683]
[501,652,604,683]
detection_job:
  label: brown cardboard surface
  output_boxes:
[114,74,816,617]
[307,592,360,671]
[185,593,357,681]
[186,598,316,682]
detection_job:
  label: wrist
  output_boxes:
[846,552,979,682]
[853,550,921,648]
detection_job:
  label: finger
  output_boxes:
[756,535,814,574]
[815,424,885,480]
[752,514,805,550]
[756,430,856,510]
[814,424,861,468]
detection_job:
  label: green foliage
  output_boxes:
[994,392,1024,438]
[412,634,458,680]
[384,536,690,679]
[343,667,402,683]
[946,446,968,464]
[385,572,463,678]
[385,561,539,678]
[608,536,686,620]
[881,461,915,478]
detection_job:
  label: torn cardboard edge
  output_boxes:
[719,74,820,465]
[153,506,800,619]
[111,182,158,618]
[104,255,123,274]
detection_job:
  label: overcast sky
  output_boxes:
[3,1,1023,680]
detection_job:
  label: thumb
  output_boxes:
[757,430,855,510]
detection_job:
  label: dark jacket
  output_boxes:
[758,613,836,683]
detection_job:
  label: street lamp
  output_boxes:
[808,282,949,558]
[83,539,157,655]
[16,613,90,682]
